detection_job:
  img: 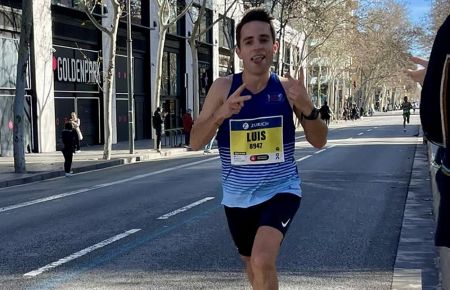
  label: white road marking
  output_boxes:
[314,149,327,154]
[296,155,312,162]
[1,157,220,214]
[367,129,372,132]
[157,197,215,220]
[358,133,364,136]
[0,189,93,213]
[295,135,305,140]
[23,229,141,277]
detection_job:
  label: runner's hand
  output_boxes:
[405,56,428,86]
[216,83,251,123]
[285,68,314,114]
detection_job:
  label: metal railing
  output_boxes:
[161,128,184,147]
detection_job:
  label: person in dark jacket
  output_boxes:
[153,107,166,152]
[182,109,194,147]
[407,14,450,248]
[61,122,76,177]
[319,101,331,126]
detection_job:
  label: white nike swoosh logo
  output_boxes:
[281,219,291,228]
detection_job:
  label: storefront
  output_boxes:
[52,44,102,148]
[159,14,186,130]
[51,0,152,147]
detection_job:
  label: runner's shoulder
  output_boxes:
[209,75,233,101]
[211,75,233,90]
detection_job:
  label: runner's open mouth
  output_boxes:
[251,55,265,62]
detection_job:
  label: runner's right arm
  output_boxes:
[190,77,251,150]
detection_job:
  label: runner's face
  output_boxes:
[236,21,278,74]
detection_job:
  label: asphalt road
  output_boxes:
[0,112,422,290]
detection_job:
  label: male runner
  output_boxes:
[190,8,327,290]
[401,96,413,132]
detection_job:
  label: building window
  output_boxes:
[219,53,233,77]
[52,0,141,24]
[130,0,142,24]
[199,8,212,44]
[189,6,212,43]
[0,38,18,89]
[168,2,184,36]
[161,51,180,97]
[219,16,234,49]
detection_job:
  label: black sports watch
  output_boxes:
[302,107,320,120]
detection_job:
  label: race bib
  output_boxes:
[229,116,284,165]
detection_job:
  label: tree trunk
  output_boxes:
[152,27,167,149]
[102,2,120,160]
[317,64,322,107]
[13,0,32,173]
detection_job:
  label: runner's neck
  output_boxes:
[242,70,271,94]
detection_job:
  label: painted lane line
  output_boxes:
[157,197,215,220]
[357,132,364,136]
[295,135,305,140]
[314,149,327,154]
[0,188,93,213]
[24,229,141,277]
[296,155,312,162]
[1,157,220,214]
[367,129,372,132]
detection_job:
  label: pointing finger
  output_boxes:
[231,94,252,104]
[284,72,293,80]
[298,67,305,83]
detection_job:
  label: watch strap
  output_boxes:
[302,107,320,120]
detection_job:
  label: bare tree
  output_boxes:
[349,0,416,111]
[186,0,238,117]
[153,0,194,112]
[80,0,122,160]
[13,0,32,173]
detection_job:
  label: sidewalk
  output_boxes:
[0,138,203,189]
[392,139,441,289]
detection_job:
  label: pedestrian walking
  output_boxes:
[152,107,165,152]
[182,108,193,147]
[319,101,331,126]
[70,112,83,152]
[190,8,327,289]
[61,122,76,177]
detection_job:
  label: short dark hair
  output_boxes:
[236,8,275,48]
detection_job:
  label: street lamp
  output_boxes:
[127,0,135,154]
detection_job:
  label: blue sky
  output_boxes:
[405,0,431,25]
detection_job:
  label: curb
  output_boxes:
[392,139,440,289]
[0,159,124,189]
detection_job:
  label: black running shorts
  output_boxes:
[224,193,301,257]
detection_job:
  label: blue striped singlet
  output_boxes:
[216,72,302,208]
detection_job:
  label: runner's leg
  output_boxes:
[250,226,283,290]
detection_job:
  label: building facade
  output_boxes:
[0,0,303,156]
